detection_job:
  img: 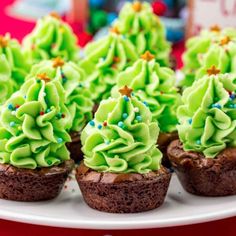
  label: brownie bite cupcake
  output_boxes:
[27,57,93,162]
[76,86,171,213]
[80,27,138,104]
[168,66,236,196]
[115,1,171,66]
[0,34,30,104]
[23,12,80,64]
[112,51,180,167]
[181,26,236,88]
[0,73,74,201]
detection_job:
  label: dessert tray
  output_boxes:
[0,173,235,229]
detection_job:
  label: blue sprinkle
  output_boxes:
[122,113,128,119]
[10,121,15,127]
[196,139,201,145]
[62,77,67,83]
[229,104,234,108]
[89,120,95,126]
[143,101,149,107]
[105,140,110,145]
[234,104,236,108]
[230,94,235,100]
[98,124,102,129]
[188,118,192,124]
[118,121,124,128]
[123,96,129,102]
[136,115,142,121]
[46,108,51,113]
[24,95,27,99]
[211,103,221,109]
[57,138,63,143]
[8,104,14,110]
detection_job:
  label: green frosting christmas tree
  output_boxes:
[113,51,180,133]
[182,26,236,87]
[115,1,171,66]
[81,85,162,173]
[0,73,72,169]
[23,12,80,64]
[28,57,93,133]
[80,27,138,103]
[0,34,30,103]
[178,65,236,157]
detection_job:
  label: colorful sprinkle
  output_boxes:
[57,138,63,143]
[136,115,142,121]
[118,121,124,128]
[196,139,201,145]
[8,104,14,110]
[98,124,102,129]
[188,118,192,124]
[123,95,129,102]
[105,140,110,145]
[15,104,20,109]
[103,121,107,127]
[10,121,15,127]
[46,108,51,113]
[134,107,139,113]
[122,113,128,119]
[89,120,95,126]
[230,94,235,100]
[211,103,221,109]
[40,111,45,116]
[143,101,149,107]
[62,114,65,118]
[78,83,83,88]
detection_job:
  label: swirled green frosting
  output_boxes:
[80,32,138,102]
[182,27,236,87]
[112,56,180,133]
[0,55,17,104]
[115,1,171,66]
[22,14,80,64]
[81,94,162,173]
[0,34,30,98]
[0,76,72,169]
[178,72,236,158]
[27,58,94,132]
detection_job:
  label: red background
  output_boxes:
[0,0,235,235]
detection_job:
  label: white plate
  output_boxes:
[0,173,235,230]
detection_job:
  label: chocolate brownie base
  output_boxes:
[167,139,236,196]
[67,132,83,163]
[157,131,178,168]
[0,159,74,201]
[76,162,171,213]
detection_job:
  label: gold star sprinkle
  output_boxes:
[52,57,65,68]
[0,36,8,48]
[49,12,61,20]
[132,1,142,12]
[141,51,155,61]
[110,26,120,34]
[220,36,231,46]
[210,25,221,32]
[37,73,51,83]
[207,65,220,76]
[119,85,133,98]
